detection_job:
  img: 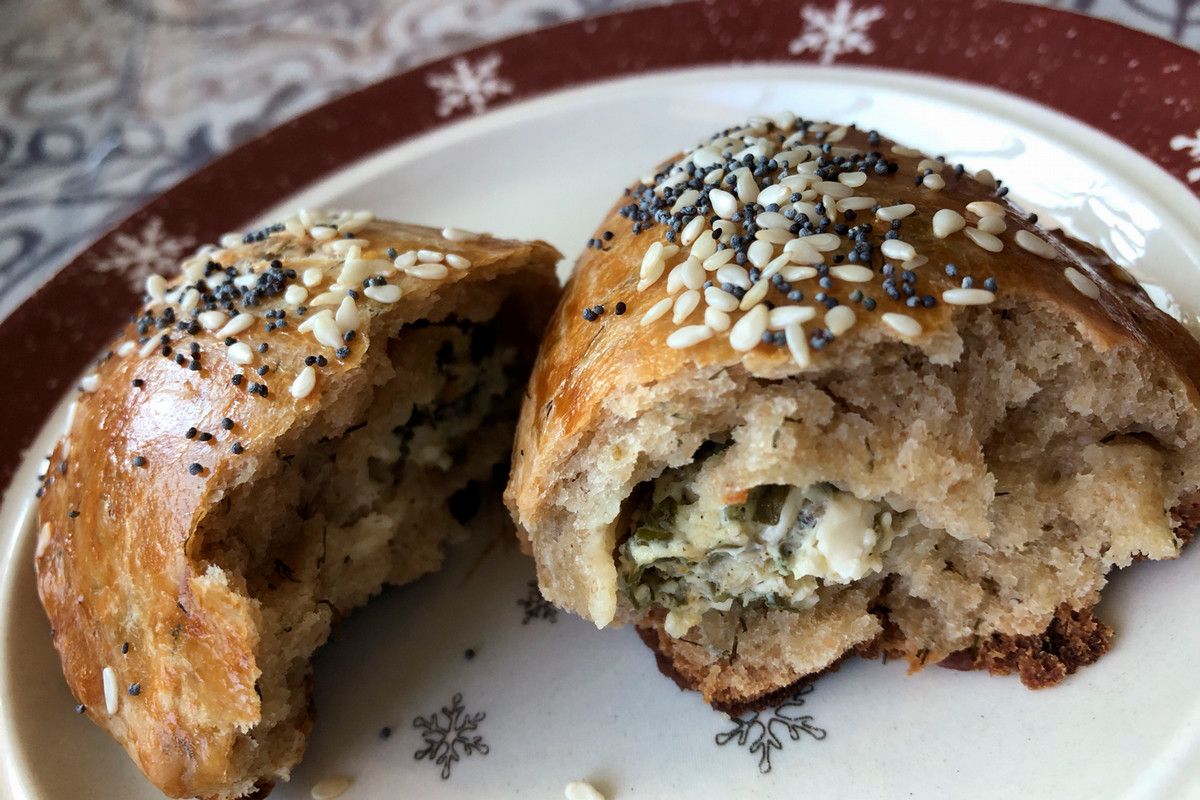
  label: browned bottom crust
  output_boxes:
[637,603,1110,715]
[935,604,1112,687]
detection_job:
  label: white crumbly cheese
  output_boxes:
[780,489,886,584]
[629,483,895,635]
[565,780,607,800]
[664,607,704,638]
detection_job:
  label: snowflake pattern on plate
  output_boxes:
[1171,129,1200,183]
[426,54,514,117]
[714,683,826,773]
[518,578,558,624]
[413,692,490,779]
[90,217,194,292]
[788,0,885,65]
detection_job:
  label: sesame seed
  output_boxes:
[188,463,204,475]
[680,216,706,247]
[131,455,147,467]
[614,302,627,315]
[441,226,476,242]
[1064,266,1101,299]
[128,682,141,696]
[914,170,942,189]
[131,378,144,388]
[291,366,317,399]
[825,305,856,335]
[738,279,771,311]
[405,262,450,280]
[729,304,768,352]
[838,171,868,188]
[966,200,1005,217]
[876,203,916,222]
[216,313,255,338]
[302,267,325,287]
[445,254,471,270]
[963,227,1004,253]
[640,296,674,326]
[364,284,402,303]
[976,215,1006,235]
[784,321,811,368]
[704,286,739,312]
[709,188,738,219]
[231,442,245,454]
[881,312,922,338]
[673,290,701,323]
[942,288,997,305]
[666,324,714,349]
[1015,229,1058,259]
[804,233,841,253]
[703,248,735,271]
[582,307,598,322]
[829,265,873,283]
[102,666,118,715]
[312,314,343,348]
[768,305,817,329]
[716,264,751,291]
[226,341,254,365]
[880,240,916,261]
[932,209,966,238]
[704,307,732,331]
[145,274,167,303]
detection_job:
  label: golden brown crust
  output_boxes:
[507,123,1200,620]
[35,217,558,798]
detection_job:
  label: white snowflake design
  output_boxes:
[1170,130,1200,184]
[788,0,886,65]
[412,693,489,779]
[91,216,194,292]
[426,53,513,117]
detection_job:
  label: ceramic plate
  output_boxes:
[2,2,1199,798]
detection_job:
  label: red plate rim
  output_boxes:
[2,0,1197,491]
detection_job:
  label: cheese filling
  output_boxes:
[620,473,899,637]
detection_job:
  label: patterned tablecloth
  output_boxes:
[2,0,1197,321]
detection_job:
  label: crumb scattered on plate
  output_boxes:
[311,776,354,799]
[565,779,606,800]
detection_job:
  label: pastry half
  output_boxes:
[35,212,559,798]
[506,118,1200,712]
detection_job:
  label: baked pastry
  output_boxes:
[35,211,559,798]
[506,117,1200,712]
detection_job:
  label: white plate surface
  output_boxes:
[2,65,1199,800]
